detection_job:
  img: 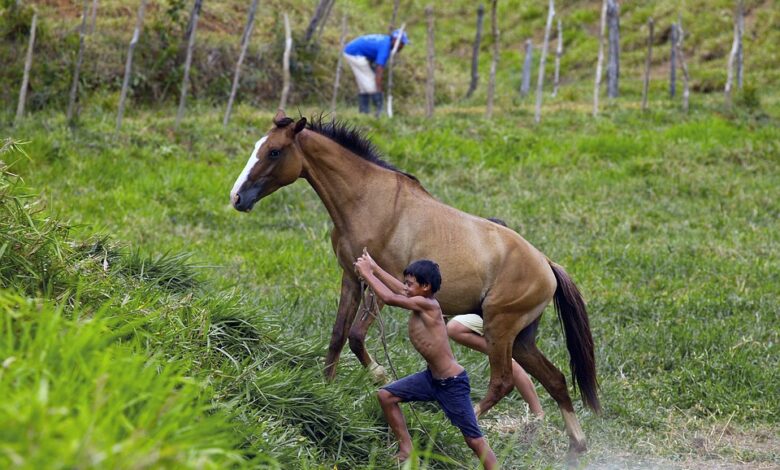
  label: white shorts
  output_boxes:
[344,53,378,94]
[449,314,484,336]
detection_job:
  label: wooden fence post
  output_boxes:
[315,0,335,42]
[425,5,435,118]
[552,19,562,97]
[386,23,405,118]
[384,0,402,118]
[606,0,620,98]
[15,12,37,125]
[116,0,147,132]
[66,0,91,124]
[304,0,332,44]
[520,39,533,97]
[641,17,653,111]
[534,0,555,124]
[223,0,259,128]
[725,1,743,106]
[88,0,98,34]
[175,0,202,130]
[330,12,348,116]
[669,23,677,98]
[736,0,744,89]
[593,0,607,116]
[676,16,690,112]
[389,0,400,33]
[485,0,498,119]
[465,4,485,99]
[279,12,292,110]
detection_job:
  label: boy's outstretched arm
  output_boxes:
[360,249,405,295]
[355,256,427,312]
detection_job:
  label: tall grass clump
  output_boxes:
[0,151,249,468]
[0,150,70,296]
[0,293,245,469]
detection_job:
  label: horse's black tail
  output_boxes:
[549,262,601,413]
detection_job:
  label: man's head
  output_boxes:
[403,259,441,295]
[391,29,409,51]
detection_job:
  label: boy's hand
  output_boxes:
[354,256,371,278]
[362,248,377,269]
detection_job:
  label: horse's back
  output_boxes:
[395,198,555,315]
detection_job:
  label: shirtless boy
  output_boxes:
[354,250,497,469]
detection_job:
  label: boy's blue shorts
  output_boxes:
[382,368,483,438]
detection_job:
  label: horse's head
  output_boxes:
[231,110,307,212]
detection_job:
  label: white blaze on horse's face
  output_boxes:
[230,136,267,209]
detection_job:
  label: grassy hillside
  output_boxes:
[0,152,390,468]
[1,0,779,468]
[2,93,778,468]
[1,0,778,117]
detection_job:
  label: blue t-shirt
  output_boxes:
[344,34,392,67]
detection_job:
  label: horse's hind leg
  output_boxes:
[513,325,587,455]
[477,290,552,417]
[476,312,537,417]
[324,273,362,381]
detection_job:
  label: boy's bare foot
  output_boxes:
[395,442,412,463]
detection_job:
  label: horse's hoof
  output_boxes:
[566,439,588,464]
[473,403,483,418]
[368,362,389,384]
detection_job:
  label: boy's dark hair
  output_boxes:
[403,259,442,294]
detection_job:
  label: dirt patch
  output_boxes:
[481,410,779,469]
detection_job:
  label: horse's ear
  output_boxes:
[274,108,286,123]
[294,117,307,135]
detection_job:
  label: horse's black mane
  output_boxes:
[305,115,418,182]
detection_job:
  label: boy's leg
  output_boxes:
[377,389,413,460]
[512,360,545,417]
[379,370,437,461]
[448,317,544,417]
[464,436,498,470]
[435,369,495,466]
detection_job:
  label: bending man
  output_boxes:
[343,29,408,116]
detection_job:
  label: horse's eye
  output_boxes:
[268,149,281,159]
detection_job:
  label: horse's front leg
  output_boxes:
[324,272,362,381]
[348,293,389,384]
[474,327,516,418]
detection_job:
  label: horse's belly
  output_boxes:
[436,286,485,317]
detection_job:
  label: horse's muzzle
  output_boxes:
[233,194,252,212]
[232,182,264,212]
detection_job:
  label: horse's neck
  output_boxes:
[298,130,400,232]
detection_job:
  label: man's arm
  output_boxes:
[374,66,384,91]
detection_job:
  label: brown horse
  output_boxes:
[231,110,600,454]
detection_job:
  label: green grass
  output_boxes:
[3,1,779,467]
[1,91,778,468]
[0,156,391,468]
